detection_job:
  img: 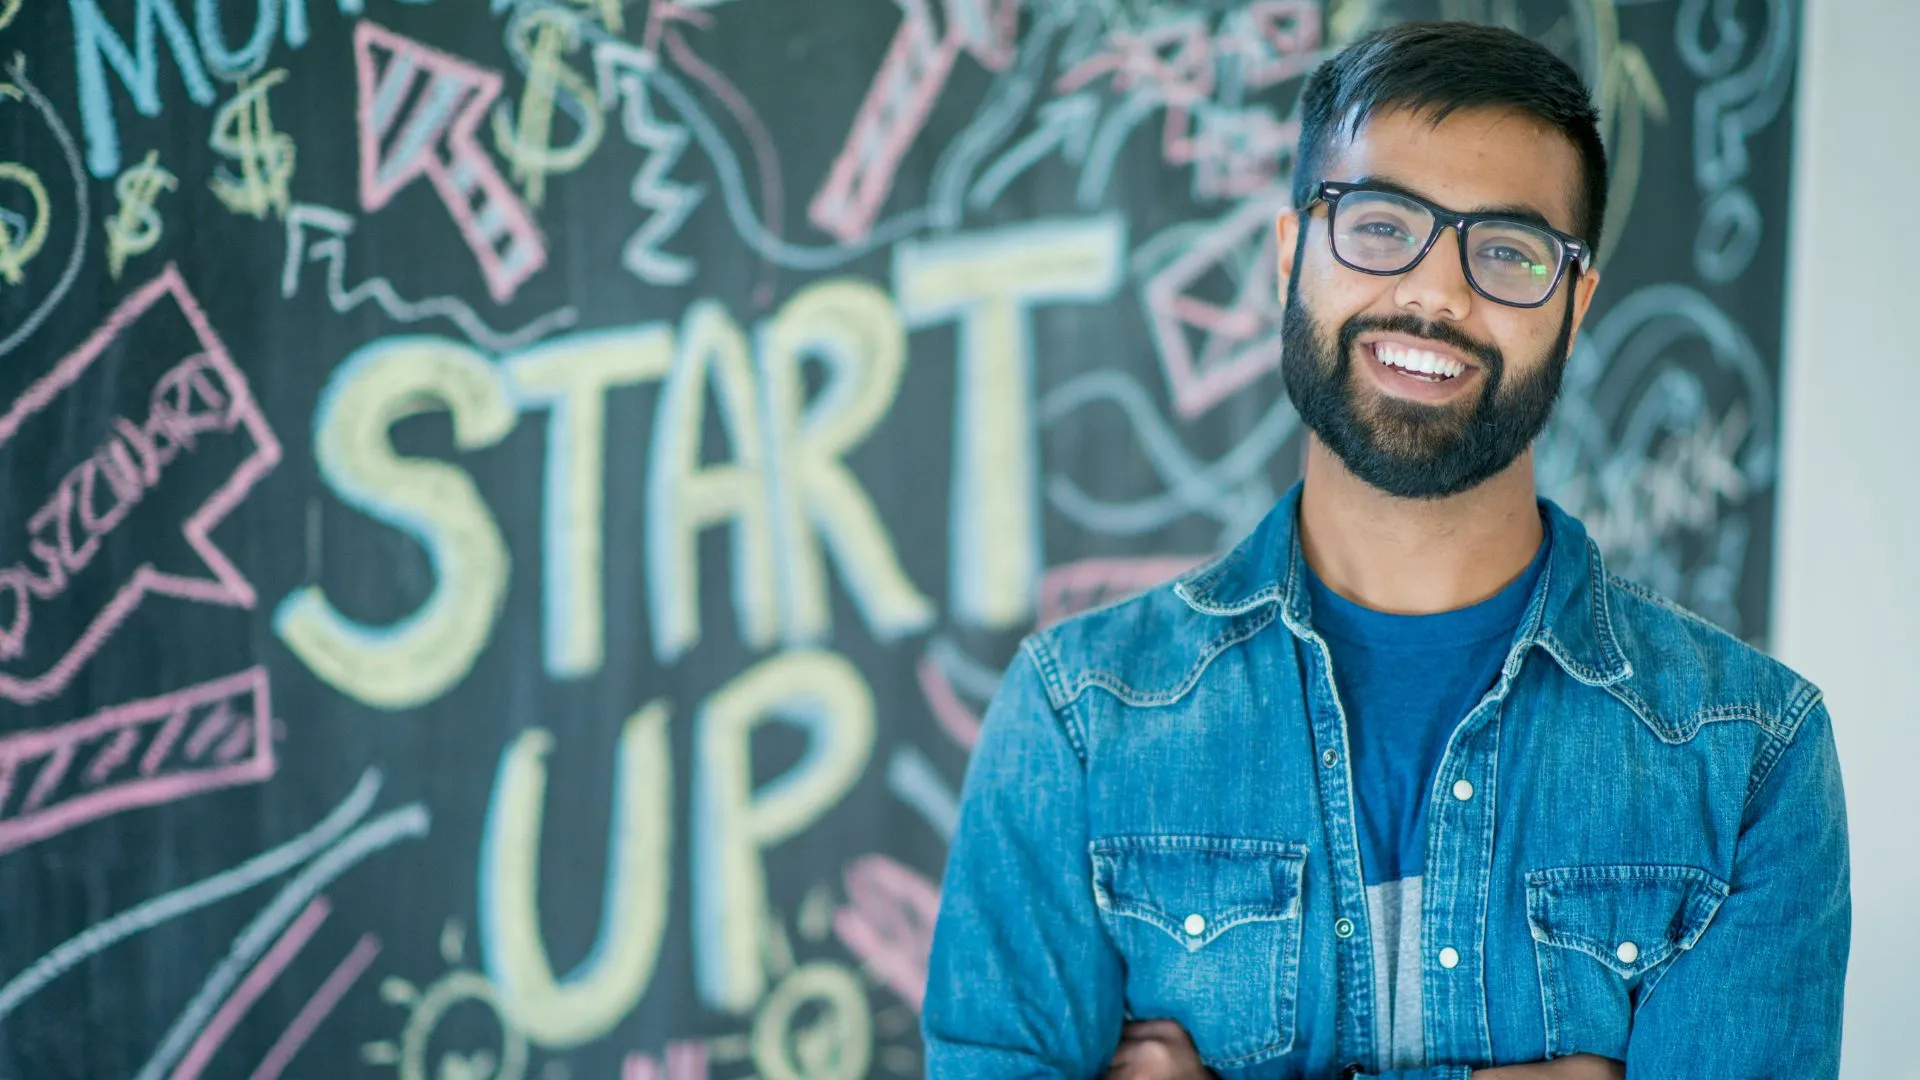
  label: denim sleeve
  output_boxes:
[921,640,1125,1079]
[1624,697,1851,1078]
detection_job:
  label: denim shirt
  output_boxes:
[923,483,1850,1079]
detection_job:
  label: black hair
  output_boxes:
[1291,21,1609,250]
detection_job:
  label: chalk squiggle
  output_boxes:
[0,57,89,360]
[0,769,384,1022]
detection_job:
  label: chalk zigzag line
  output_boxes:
[280,203,577,352]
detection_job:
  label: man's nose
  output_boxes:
[1391,225,1474,322]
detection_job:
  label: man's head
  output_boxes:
[1276,21,1608,500]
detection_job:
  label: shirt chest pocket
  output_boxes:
[1525,864,1730,1060]
[1090,836,1307,1070]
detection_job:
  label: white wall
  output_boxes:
[1773,2,1920,1075]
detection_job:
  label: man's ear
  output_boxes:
[1565,264,1602,352]
[1275,208,1302,300]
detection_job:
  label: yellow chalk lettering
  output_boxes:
[758,278,935,644]
[274,338,514,709]
[479,701,672,1047]
[693,650,874,1013]
[507,324,674,679]
[646,300,778,663]
[894,215,1124,627]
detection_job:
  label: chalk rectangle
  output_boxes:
[0,666,275,855]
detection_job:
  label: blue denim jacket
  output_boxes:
[923,483,1849,1079]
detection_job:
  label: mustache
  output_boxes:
[1336,313,1503,373]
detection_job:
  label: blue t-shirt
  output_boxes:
[1302,523,1549,1069]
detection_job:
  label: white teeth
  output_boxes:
[1375,342,1464,379]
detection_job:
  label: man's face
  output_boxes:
[1276,106,1602,500]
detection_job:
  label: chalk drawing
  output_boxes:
[808,0,1016,242]
[913,644,980,751]
[894,214,1125,629]
[749,961,872,1080]
[622,1042,709,1080]
[280,202,579,351]
[363,917,530,1080]
[832,854,940,1012]
[1038,368,1296,542]
[967,92,1100,210]
[0,263,282,705]
[0,767,381,1023]
[353,19,547,303]
[168,894,334,1080]
[0,58,89,359]
[133,801,430,1080]
[756,278,936,647]
[479,701,672,1047]
[492,5,604,209]
[693,650,875,1014]
[1139,189,1291,419]
[883,746,957,840]
[506,324,674,678]
[0,161,48,284]
[208,67,296,220]
[247,933,382,1080]
[105,148,176,279]
[1678,0,1795,283]
[646,299,779,664]
[69,0,216,178]
[1036,555,1210,628]
[594,40,704,287]
[0,666,274,855]
[274,336,515,710]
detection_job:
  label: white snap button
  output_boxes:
[1438,946,1460,969]
[1452,779,1474,801]
[1184,913,1207,936]
[1616,940,1639,964]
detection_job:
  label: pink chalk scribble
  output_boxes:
[915,651,981,752]
[1055,2,1320,203]
[1142,190,1292,420]
[622,1042,709,1080]
[1036,555,1211,629]
[808,0,1017,242]
[0,666,275,856]
[172,895,332,1080]
[353,20,547,304]
[247,933,382,1080]
[0,264,282,705]
[833,854,941,1013]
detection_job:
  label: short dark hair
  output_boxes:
[1291,21,1609,250]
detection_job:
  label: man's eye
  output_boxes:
[1480,244,1537,265]
[1356,220,1415,242]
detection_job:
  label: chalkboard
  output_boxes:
[0,0,1797,1077]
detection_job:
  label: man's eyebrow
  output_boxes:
[1347,175,1559,231]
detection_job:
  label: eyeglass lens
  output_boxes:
[1330,189,1565,305]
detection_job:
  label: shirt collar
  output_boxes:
[1171,480,1632,686]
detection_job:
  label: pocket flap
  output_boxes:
[1090,836,1306,948]
[1525,864,1729,978]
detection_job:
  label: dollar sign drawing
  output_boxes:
[209,68,295,220]
[104,149,176,280]
[491,8,603,209]
[0,160,49,286]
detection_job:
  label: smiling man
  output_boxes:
[922,20,1849,1080]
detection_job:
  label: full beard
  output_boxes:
[1279,274,1574,500]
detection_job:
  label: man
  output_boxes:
[922,20,1849,1080]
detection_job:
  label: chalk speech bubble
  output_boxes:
[0,665,275,855]
[0,263,282,705]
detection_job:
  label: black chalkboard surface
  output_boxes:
[0,0,1797,1077]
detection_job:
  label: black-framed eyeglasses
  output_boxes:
[1306,181,1590,309]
